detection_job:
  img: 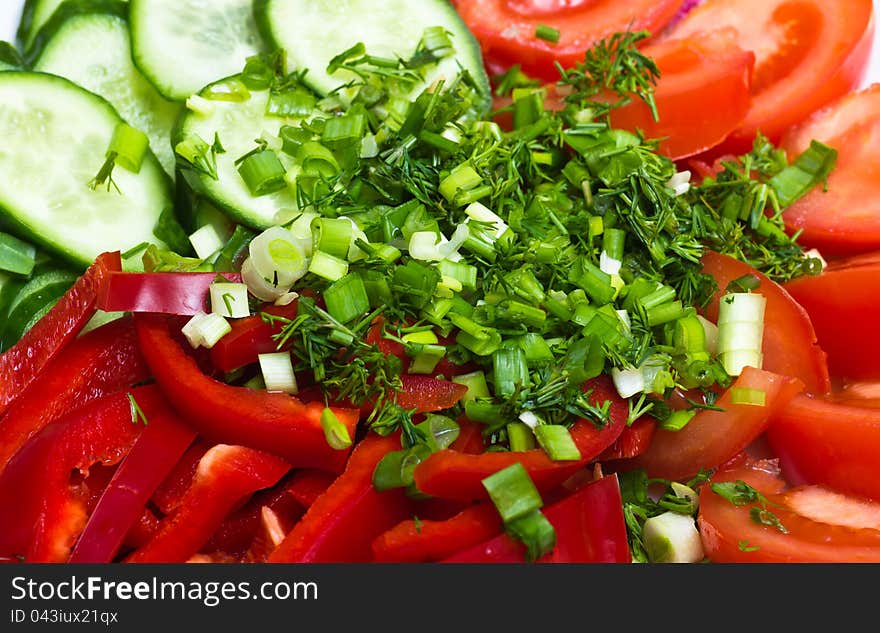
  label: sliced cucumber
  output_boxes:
[31,0,181,176]
[254,0,490,108]
[18,0,129,54]
[0,72,171,268]
[173,77,307,229]
[130,0,265,101]
[0,42,24,71]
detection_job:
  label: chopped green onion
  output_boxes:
[373,450,407,491]
[312,217,354,260]
[108,122,150,173]
[297,141,340,178]
[717,292,766,376]
[320,407,352,450]
[204,77,251,102]
[535,24,560,44]
[322,112,366,149]
[505,509,556,562]
[266,88,316,118]
[210,282,250,319]
[323,273,370,324]
[437,259,478,289]
[534,425,582,461]
[415,414,460,451]
[237,150,287,196]
[574,260,616,305]
[659,409,696,432]
[249,226,309,288]
[643,511,704,563]
[769,140,838,207]
[188,223,227,261]
[482,462,544,523]
[408,343,446,374]
[258,351,298,394]
[492,345,529,399]
[673,314,707,356]
[730,388,767,407]
[516,333,554,366]
[439,164,483,205]
[507,422,536,452]
[308,250,349,281]
[452,370,491,401]
[241,257,288,302]
[0,232,36,276]
[181,311,231,349]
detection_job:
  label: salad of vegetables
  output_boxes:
[1,0,880,564]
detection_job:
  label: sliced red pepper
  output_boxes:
[449,417,487,454]
[413,376,628,501]
[126,444,290,563]
[0,251,121,418]
[442,474,631,563]
[597,417,657,462]
[267,434,412,563]
[123,508,161,551]
[134,312,360,472]
[285,469,337,509]
[372,503,502,563]
[0,317,150,476]
[68,394,197,563]
[151,440,211,515]
[0,386,162,562]
[395,374,469,412]
[97,271,242,315]
[209,301,300,372]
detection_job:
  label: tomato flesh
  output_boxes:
[666,0,875,152]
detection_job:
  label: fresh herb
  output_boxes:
[128,393,148,426]
[710,480,788,534]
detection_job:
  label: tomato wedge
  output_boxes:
[626,367,803,481]
[784,257,880,382]
[698,459,880,562]
[665,0,875,153]
[453,0,686,81]
[701,251,830,394]
[767,394,880,501]
[777,85,880,256]
[609,30,754,159]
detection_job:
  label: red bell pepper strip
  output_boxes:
[0,317,150,476]
[0,251,121,418]
[0,386,160,562]
[209,301,300,373]
[134,312,360,472]
[123,508,161,551]
[68,394,197,563]
[413,376,628,501]
[151,440,211,515]
[597,417,658,462]
[443,474,631,563]
[97,271,242,315]
[285,469,337,509]
[126,444,290,563]
[267,434,412,562]
[372,503,503,562]
[450,417,487,454]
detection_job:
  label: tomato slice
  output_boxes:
[767,394,880,501]
[784,258,880,381]
[453,0,686,81]
[777,85,880,256]
[665,0,875,153]
[626,367,803,481]
[701,251,830,394]
[698,459,880,562]
[609,30,754,159]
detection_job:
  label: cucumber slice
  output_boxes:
[174,77,307,229]
[18,0,129,53]
[0,42,24,71]
[254,0,490,109]
[1,279,75,350]
[31,0,181,176]
[0,72,172,268]
[4,268,78,318]
[130,0,264,101]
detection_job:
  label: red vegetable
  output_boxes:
[701,250,830,394]
[134,312,360,472]
[698,458,880,562]
[453,0,686,80]
[0,251,121,418]
[126,444,290,563]
[267,434,412,562]
[97,271,241,315]
[372,503,502,563]
[209,301,300,372]
[626,367,804,481]
[598,417,657,462]
[69,391,197,563]
[413,376,628,501]
[0,317,150,476]
[443,474,631,563]
[665,0,875,153]
[0,387,158,562]
[285,469,337,509]
[152,440,211,515]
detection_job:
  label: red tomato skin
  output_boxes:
[455,0,687,81]
[609,30,754,159]
[698,460,880,563]
[778,85,880,256]
[626,367,804,481]
[784,260,880,382]
[767,394,880,502]
[701,251,830,394]
[665,0,875,153]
